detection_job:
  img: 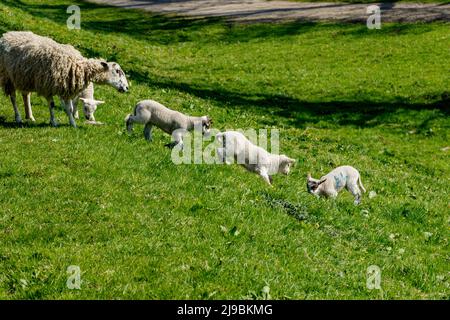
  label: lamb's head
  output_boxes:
[278,155,295,175]
[99,61,129,93]
[80,98,105,121]
[307,173,326,194]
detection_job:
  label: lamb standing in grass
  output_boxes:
[66,82,105,122]
[307,165,366,204]
[23,82,105,123]
[216,131,295,185]
[0,31,129,127]
[125,100,212,148]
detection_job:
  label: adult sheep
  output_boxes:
[0,31,129,127]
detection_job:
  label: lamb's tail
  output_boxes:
[358,176,366,193]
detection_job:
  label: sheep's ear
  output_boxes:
[79,98,87,102]
[318,178,327,185]
[307,173,312,180]
[101,61,109,70]
[94,100,105,105]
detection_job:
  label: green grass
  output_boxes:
[0,0,449,299]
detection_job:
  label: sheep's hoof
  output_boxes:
[50,121,58,127]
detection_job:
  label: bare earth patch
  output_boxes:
[85,0,450,23]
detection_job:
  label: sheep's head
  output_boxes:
[80,98,104,121]
[100,61,129,93]
[278,155,295,175]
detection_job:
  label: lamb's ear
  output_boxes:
[281,155,294,164]
[307,173,312,180]
[318,178,327,185]
[100,61,109,70]
[79,98,87,102]
[94,100,105,105]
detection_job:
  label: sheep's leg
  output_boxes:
[22,93,35,122]
[143,124,153,141]
[48,98,58,127]
[72,98,79,119]
[10,92,22,124]
[63,99,77,128]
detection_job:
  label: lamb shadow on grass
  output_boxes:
[128,69,450,128]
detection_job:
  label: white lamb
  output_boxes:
[125,99,212,148]
[216,131,295,185]
[0,31,129,127]
[23,83,104,123]
[65,82,105,122]
[307,165,366,204]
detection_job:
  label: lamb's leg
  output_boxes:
[10,92,22,124]
[166,130,184,149]
[257,167,272,185]
[347,183,362,205]
[217,147,226,164]
[22,93,35,122]
[125,115,134,132]
[143,124,153,142]
[48,98,58,127]
[63,99,77,128]
[330,191,338,199]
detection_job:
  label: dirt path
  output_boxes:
[85,0,450,23]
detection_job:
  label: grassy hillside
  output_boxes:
[0,0,448,299]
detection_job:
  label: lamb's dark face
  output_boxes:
[307,180,319,194]
[102,62,129,93]
[307,176,326,194]
[202,116,213,135]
